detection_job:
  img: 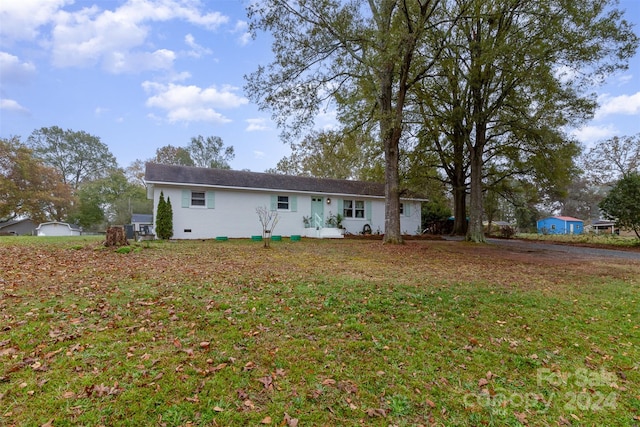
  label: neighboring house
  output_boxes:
[132,213,154,234]
[0,218,37,235]
[589,219,617,235]
[537,216,584,235]
[144,163,425,239]
[36,221,82,236]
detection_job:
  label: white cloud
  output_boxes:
[595,92,640,118]
[253,150,266,159]
[185,33,212,58]
[0,0,70,45]
[245,118,269,132]
[233,20,251,46]
[142,81,248,123]
[616,74,633,85]
[95,106,108,116]
[0,52,36,83]
[571,124,617,143]
[40,0,228,73]
[0,98,29,114]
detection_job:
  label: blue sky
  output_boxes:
[1,0,639,173]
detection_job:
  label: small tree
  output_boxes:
[166,196,174,239]
[599,173,640,239]
[156,191,173,240]
[256,205,279,248]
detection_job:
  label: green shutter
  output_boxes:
[182,190,190,208]
[270,195,277,211]
[366,201,372,221]
[206,191,215,209]
[291,196,297,212]
[337,199,344,216]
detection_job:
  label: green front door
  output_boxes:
[311,197,324,228]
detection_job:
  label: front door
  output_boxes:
[311,197,324,228]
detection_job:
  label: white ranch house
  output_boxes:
[144,163,424,239]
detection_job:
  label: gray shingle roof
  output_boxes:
[132,214,153,223]
[144,163,387,197]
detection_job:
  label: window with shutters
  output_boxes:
[343,199,365,218]
[277,196,289,210]
[191,191,206,207]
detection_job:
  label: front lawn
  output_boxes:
[1,237,638,426]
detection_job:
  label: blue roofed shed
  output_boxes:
[537,216,584,235]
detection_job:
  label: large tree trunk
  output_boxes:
[467,146,485,242]
[384,132,403,244]
[452,183,468,235]
[379,60,404,244]
[467,118,486,243]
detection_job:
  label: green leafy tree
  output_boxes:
[599,173,640,239]
[27,126,117,189]
[70,185,105,229]
[188,135,235,169]
[412,0,637,242]
[268,130,383,181]
[584,134,640,185]
[246,0,449,244]
[166,197,174,239]
[68,169,152,230]
[154,145,194,166]
[0,136,74,222]
[155,191,173,239]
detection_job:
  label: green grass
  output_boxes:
[1,237,638,426]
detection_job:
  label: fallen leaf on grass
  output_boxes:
[425,398,436,408]
[208,363,227,374]
[366,408,387,417]
[0,347,17,357]
[260,416,272,424]
[257,376,273,390]
[284,413,299,427]
[338,380,358,394]
[514,411,528,424]
[478,378,489,387]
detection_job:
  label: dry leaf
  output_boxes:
[514,411,528,424]
[478,378,489,387]
[260,416,272,424]
[284,413,299,427]
[366,408,387,417]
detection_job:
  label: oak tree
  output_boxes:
[27,126,117,190]
[245,0,448,244]
[0,136,74,222]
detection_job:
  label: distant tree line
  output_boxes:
[1,128,234,232]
